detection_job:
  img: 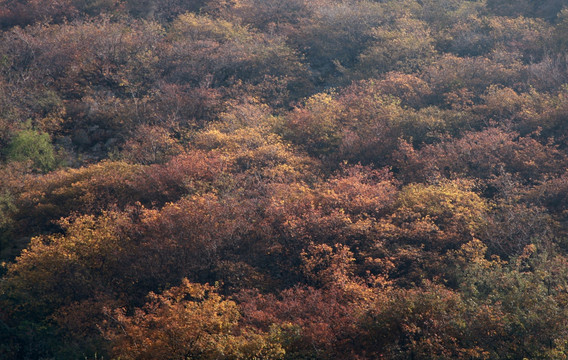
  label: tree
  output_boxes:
[357,16,437,76]
[369,180,489,285]
[278,92,344,157]
[103,279,285,360]
[121,124,182,165]
[6,129,56,172]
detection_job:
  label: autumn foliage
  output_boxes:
[2,0,568,359]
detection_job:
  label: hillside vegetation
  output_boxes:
[2,0,568,359]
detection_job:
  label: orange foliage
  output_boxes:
[103,279,285,360]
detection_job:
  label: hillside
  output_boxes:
[2,0,568,359]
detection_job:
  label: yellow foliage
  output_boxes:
[397,179,489,234]
[104,279,285,360]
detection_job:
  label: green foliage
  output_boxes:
[455,243,568,359]
[6,129,56,172]
[0,189,16,262]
